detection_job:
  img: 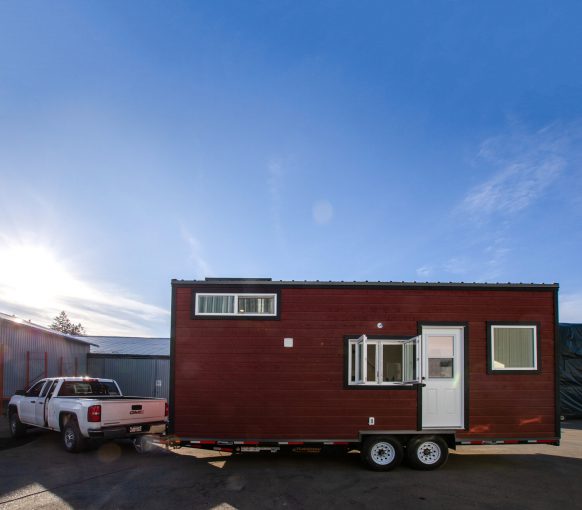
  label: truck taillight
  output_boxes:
[165,402,169,417]
[88,405,101,422]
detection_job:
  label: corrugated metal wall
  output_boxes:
[87,355,170,399]
[1,319,90,400]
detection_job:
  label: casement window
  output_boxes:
[348,335,420,386]
[195,293,277,317]
[489,324,538,372]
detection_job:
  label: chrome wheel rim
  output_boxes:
[370,441,396,466]
[64,429,75,449]
[10,416,16,433]
[417,441,441,465]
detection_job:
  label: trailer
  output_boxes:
[169,278,560,470]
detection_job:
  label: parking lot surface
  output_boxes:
[0,417,581,510]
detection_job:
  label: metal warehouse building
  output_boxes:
[86,336,170,399]
[0,312,93,409]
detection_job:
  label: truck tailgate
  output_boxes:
[100,400,165,426]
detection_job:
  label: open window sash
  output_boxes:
[356,334,367,383]
[403,335,421,383]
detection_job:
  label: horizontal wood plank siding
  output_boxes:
[173,285,556,441]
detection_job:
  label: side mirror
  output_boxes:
[15,390,26,396]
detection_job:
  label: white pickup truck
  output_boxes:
[8,377,168,452]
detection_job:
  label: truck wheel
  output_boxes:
[62,418,86,453]
[9,410,26,439]
[133,435,153,454]
[361,435,403,471]
[406,436,448,470]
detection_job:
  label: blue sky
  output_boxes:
[1,1,581,335]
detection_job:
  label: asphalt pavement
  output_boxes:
[0,416,581,509]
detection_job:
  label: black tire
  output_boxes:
[406,435,449,470]
[9,410,26,439]
[361,435,403,471]
[62,417,86,453]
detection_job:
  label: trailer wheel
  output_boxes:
[9,410,26,439]
[407,436,448,470]
[62,417,86,453]
[361,436,403,471]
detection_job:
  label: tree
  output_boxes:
[50,311,86,336]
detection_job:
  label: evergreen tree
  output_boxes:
[50,311,86,336]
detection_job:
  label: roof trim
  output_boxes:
[172,279,559,290]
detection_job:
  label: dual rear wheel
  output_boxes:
[361,435,448,471]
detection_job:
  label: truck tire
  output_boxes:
[9,410,26,439]
[62,417,86,453]
[406,435,448,470]
[361,435,403,471]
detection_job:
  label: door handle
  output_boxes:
[30,400,36,403]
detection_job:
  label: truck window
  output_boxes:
[26,380,46,397]
[58,380,121,397]
[40,380,54,397]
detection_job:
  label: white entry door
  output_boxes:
[421,327,464,429]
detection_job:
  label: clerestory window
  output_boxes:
[195,293,277,317]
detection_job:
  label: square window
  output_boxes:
[489,324,538,372]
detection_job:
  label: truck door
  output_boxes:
[35,380,57,426]
[19,380,47,424]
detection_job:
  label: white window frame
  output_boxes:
[490,324,538,371]
[348,335,421,386]
[195,293,278,317]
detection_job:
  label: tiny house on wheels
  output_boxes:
[170,278,560,471]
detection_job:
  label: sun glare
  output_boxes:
[0,243,79,309]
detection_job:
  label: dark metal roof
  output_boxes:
[172,278,559,290]
[85,336,170,356]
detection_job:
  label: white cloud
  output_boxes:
[181,227,212,279]
[0,241,169,336]
[442,257,469,276]
[415,238,512,283]
[313,200,334,225]
[416,265,432,278]
[560,293,582,323]
[460,123,572,219]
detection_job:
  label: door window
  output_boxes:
[427,336,454,378]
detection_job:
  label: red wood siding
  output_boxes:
[173,286,557,440]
